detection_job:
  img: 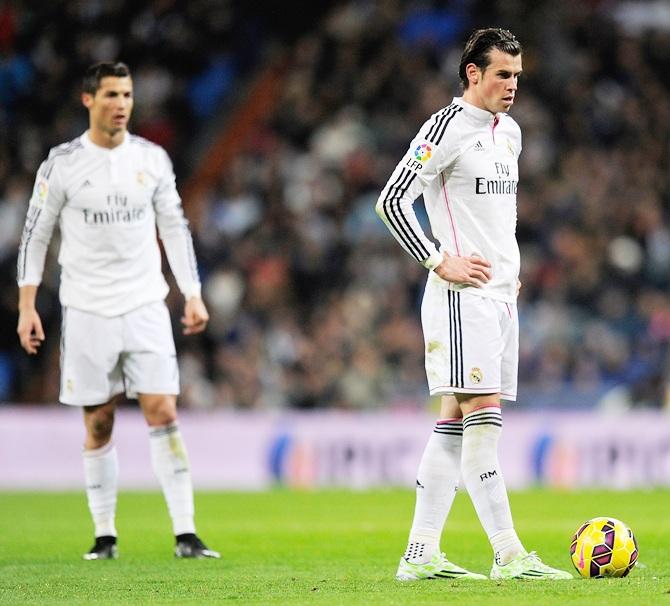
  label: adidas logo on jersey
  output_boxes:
[474,141,485,151]
[82,179,92,187]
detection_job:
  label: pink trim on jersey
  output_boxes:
[436,418,461,424]
[505,302,512,318]
[492,115,499,143]
[440,172,461,255]
[467,402,502,413]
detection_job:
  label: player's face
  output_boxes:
[466,49,522,114]
[83,76,134,136]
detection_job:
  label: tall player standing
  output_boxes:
[17,62,219,561]
[376,29,572,580]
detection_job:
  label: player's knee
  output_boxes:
[86,410,114,445]
[141,395,177,426]
[153,408,177,426]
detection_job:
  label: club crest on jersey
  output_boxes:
[136,171,146,185]
[506,138,515,156]
[470,367,483,384]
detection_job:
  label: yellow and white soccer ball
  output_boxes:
[570,517,638,578]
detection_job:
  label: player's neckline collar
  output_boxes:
[452,97,499,124]
[81,130,130,152]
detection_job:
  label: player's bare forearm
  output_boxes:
[18,284,38,311]
[17,285,45,354]
[181,296,209,335]
[433,252,492,287]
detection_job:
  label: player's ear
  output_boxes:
[466,63,479,85]
[81,92,94,109]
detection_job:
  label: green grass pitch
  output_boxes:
[0,489,668,605]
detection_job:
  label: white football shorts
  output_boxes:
[421,275,518,401]
[59,300,179,405]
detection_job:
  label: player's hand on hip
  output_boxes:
[434,252,492,287]
[181,297,209,335]
[17,309,45,354]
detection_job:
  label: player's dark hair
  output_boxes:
[459,28,522,89]
[82,62,131,95]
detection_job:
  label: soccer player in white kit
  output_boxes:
[376,29,572,580]
[16,62,219,560]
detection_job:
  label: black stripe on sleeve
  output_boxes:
[425,105,454,142]
[382,168,424,262]
[17,206,42,282]
[182,223,200,282]
[433,106,463,145]
[391,171,430,259]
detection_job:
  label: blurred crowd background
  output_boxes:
[1,0,669,411]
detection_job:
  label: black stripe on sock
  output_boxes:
[149,424,179,437]
[434,429,464,436]
[463,420,503,429]
[464,412,502,421]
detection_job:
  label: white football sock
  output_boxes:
[461,406,524,565]
[149,423,196,536]
[405,419,463,564]
[83,442,118,538]
[490,528,526,565]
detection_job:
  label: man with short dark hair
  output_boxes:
[17,61,219,561]
[377,28,572,580]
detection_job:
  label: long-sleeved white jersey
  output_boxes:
[376,96,521,303]
[17,131,201,317]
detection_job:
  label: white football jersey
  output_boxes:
[376,97,522,303]
[17,131,201,316]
